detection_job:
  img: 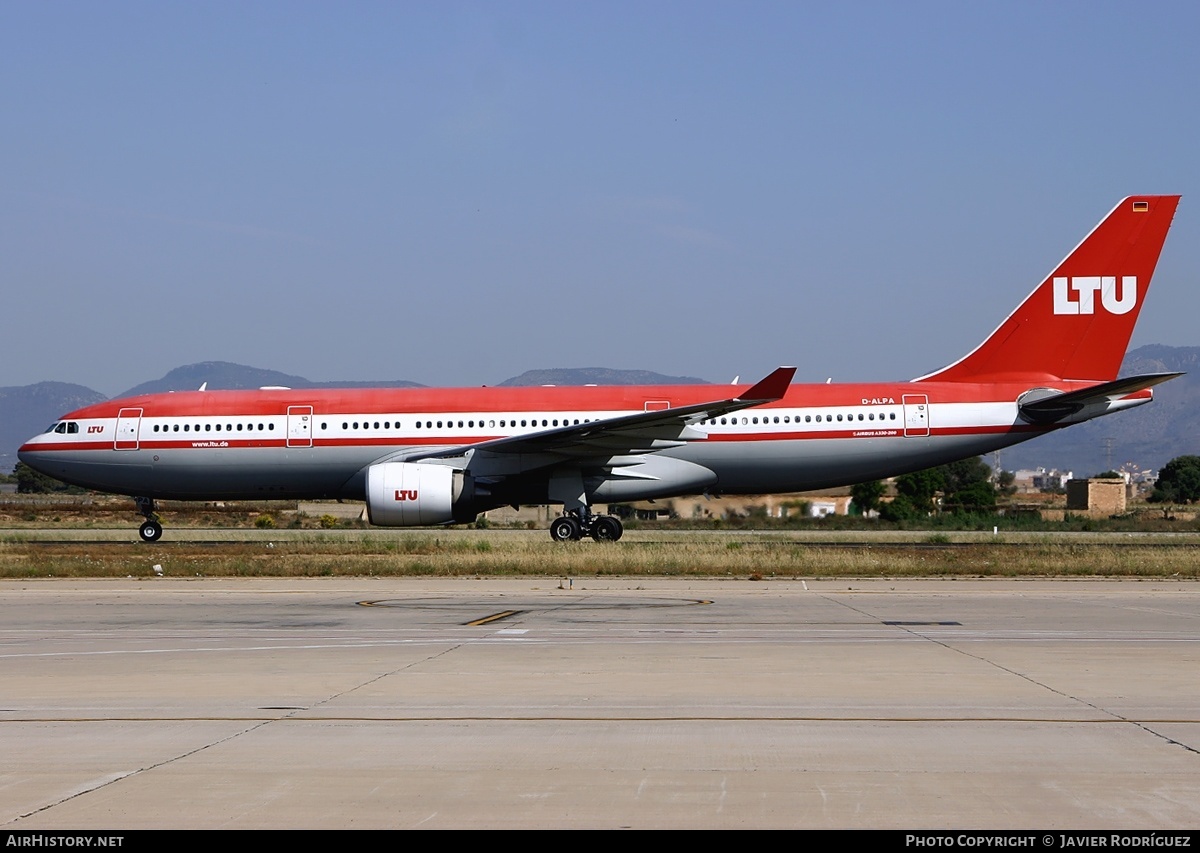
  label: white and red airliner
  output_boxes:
[20,196,1181,542]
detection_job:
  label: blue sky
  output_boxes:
[3,1,1198,396]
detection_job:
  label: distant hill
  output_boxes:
[0,382,107,474]
[498,367,709,387]
[117,361,425,397]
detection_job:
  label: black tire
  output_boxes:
[591,515,623,542]
[139,520,163,543]
[549,517,581,542]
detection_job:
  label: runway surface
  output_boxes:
[1,577,1198,828]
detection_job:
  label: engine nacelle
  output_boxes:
[366,462,475,526]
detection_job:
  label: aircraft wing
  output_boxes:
[1017,372,1183,424]
[387,366,795,468]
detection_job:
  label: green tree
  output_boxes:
[939,457,997,514]
[879,467,944,521]
[895,467,945,514]
[849,479,886,515]
[13,462,85,494]
[879,457,998,520]
[1149,456,1200,504]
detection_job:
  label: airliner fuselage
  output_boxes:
[18,196,1183,542]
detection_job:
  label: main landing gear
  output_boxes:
[135,496,163,542]
[549,507,623,542]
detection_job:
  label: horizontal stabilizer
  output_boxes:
[1017,373,1183,423]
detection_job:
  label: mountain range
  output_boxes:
[3,349,1196,479]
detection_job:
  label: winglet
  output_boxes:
[737,367,796,402]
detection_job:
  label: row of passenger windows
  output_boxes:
[709,412,898,425]
[152,423,273,432]
[329,418,592,430]
[54,409,902,436]
[329,412,898,430]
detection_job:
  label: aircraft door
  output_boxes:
[287,406,313,448]
[902,395,930,437]
[115,408,143,450]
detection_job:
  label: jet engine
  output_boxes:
[365,461,476,526]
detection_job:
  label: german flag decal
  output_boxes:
[1133,200,1150,212]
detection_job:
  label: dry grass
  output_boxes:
[1,535,1197,579]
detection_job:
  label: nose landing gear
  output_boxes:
[135,497,163,542]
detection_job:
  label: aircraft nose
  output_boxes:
[17,441,51,473]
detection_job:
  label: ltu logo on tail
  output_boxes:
[1053,276,1137,315]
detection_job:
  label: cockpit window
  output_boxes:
[54,423,67,434]
[67,422,79,434]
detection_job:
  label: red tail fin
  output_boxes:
[917,196,1180,383]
